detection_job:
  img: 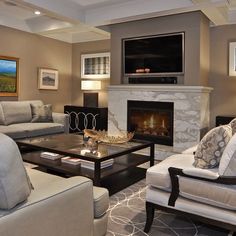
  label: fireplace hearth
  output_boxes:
[127,100,173,146]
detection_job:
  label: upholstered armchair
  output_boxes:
[0,133,109,236]
[144,122,236,234]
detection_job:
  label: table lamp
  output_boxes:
[81,80,101,107]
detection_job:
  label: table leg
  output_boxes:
[94,161,101,186]
[150,143,155,166]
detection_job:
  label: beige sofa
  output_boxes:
[144,123,236,234]
[0,133,109,236]
[0,100,69,139]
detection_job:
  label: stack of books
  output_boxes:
[40,152,63,160]
[81,159,114,170]
[61,156,81,166]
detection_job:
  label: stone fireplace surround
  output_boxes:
[108,85,213,160]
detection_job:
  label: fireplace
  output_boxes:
[127,100,174,146]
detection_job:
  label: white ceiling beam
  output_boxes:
[20,0,85,24]
[0,11,31,32]
[191,0,229,25]
[84,0,194,26]
[25,15,73,33]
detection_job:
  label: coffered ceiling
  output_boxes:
[1,0,236,43]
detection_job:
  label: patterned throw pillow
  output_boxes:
[193,125,232,169]
[31,104,53,123]
[219,133,236,176]
[230,118,236,135]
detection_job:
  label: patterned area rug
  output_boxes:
[106,180,229,236]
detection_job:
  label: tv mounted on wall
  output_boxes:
[122,32,184,76]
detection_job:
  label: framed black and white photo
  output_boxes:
[229,42,236,76]
[38,68,58,90]
[81,52,110,79]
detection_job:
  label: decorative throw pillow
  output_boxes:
[219,133,236,176]
[31,104,53,123]
[230,118,236,135]
[193,125,232,169]
[0,133,32,210]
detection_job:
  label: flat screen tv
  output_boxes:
[123,32,184,76]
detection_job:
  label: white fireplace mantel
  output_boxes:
[108,85,213,157]
[108,85,213,93]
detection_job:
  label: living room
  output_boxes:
[1,0,236,235]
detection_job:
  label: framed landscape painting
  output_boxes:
[38,68,58,90]
[0,56,19,96]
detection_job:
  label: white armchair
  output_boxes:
[144,154,236,234]
[144,127,236,234]
[0,133,109,236]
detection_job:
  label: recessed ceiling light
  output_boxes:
[34,10,41,15]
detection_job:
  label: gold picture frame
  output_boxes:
[0,55,19,96]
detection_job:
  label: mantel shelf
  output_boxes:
[108,85,213,93]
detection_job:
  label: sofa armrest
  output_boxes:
[168,167,236,207]
[182,168,219,180]
[0,176,94,236]
[52,112,69,133]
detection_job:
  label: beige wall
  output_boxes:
[72,40,110,107]
[4,12,236,129]
[110,11,209,86]
[209,25,236,127]
[0,25,72,112]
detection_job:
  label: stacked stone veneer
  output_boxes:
[108,85,213,151]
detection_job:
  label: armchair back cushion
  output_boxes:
[219,133,236,176]
[193,125,232,169]
[1,102,32,125]
[0,133,31,209]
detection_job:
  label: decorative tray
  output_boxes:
[83,129,134,144]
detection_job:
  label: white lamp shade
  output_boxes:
[81,80,101,90]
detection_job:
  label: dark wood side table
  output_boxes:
[64,105,108,133]
[215,116,235,126]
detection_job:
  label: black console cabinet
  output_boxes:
[215,116,235,127]
[64,105,108,133]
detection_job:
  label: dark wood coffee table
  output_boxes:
[17,133,154,195]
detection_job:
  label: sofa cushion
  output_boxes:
[14,123,64,138]
[219,133,236,176]
[93,186,109,218]
[179,176,236,210]
[28,100,44,107]
[26,168,64,189]
[0,125,27,139]
[146,154,194,190]
[31,104,53,123]
[193,125,232,169]
[1,101,32,125]
[0,123,64,139]
[0,133,31,210]
[181,145,198,154]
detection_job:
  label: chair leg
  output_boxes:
[231,231,236,236]
[144,202,155,233]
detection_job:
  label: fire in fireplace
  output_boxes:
[127,100,174,146]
